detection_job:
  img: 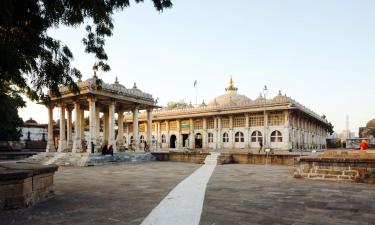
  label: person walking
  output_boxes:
[258,140,263,153]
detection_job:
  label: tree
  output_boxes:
[0,0,172,140]
[0,84,25,141]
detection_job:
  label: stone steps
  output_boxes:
[204,152,221,165]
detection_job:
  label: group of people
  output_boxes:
[101,144,114,156]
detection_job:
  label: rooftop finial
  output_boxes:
[115,76,119,84]
[133,82,137,89]
[92,63,98,78]
[225,76,238,93]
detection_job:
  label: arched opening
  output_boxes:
[170,135,177,148]
[182,134,189,147]
[235,132,244,143]
[195,133,203,149]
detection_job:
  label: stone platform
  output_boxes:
[294,150,375,184]
[0,162,58,210]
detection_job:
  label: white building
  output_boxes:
[124,78,330,152]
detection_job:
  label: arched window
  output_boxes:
[208,133,214,143]
[234,132,244,142]
[152,135,156,144]
[140,135,145,143]
[271,130,283,142]
[130,136,134,144]
[124,136,127,144]
[251,131,263,143]
[222,132,229,143]
[161,134,166,143]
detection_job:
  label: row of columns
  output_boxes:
[46,100,153,153]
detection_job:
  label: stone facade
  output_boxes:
[125,78,329,152]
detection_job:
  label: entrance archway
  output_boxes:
[182,134,189,147]
[195,133,203,149]
[170,135,177,148]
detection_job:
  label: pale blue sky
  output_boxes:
[20,0,375,134]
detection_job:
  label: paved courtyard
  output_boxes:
[1,162,374,225]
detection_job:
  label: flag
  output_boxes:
[194,80,197,88]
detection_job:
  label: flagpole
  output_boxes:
[194,80,198,106]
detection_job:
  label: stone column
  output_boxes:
[80,108,85,143]
[46,105,55,152]
[284,110,291,150]
[132,106,139,151]
[166,121,170,148]
[117,110,124,150]
[72,102,82,153]
[217,117,222,149]
[108,101,117,153]
[176,120,181,148]
[229,115,234,149]
[202,118,208,149]
[189,119,194,149]
[95,107,101,151]
[157,121,161,150]
[245,114,250,149]
[264,111,269,148]
[67,107,73,151]
[103,111,109,144]
[88,98,96,153]
[146,109,153,150]
[58,106,67,152]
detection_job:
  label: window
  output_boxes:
[268,112,284,126]
[271,130,283,142]
[207,118,215,129]
[221,117,230,128]
[129,124,133,132]
[222,132,229,142]
[250,114,264,127]
[233,116,245,128]
[140,135,145,143]
[251,131,263,143]
[139,123,146,132]
[160,122,167,131]
[161,134,166,143]
[194,120,203,129]
[124,137,127,144]
[169,121,177,131]
[208,133,214,143]
[152,135,156,144]
[130,136,134,144]
[235,132,244,142]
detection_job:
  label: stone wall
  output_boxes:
[152,152,209,164]
[219,153,299,166]
[0,163,58,210]
[294,151,375,184]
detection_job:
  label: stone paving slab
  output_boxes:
[0,162,200,225]
[200,164,375,225]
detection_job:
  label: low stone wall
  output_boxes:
[0,163,58,210]
[220,153,300,166]
[294,155,375,184]
[85,153,156,166]
[152,152,209,164]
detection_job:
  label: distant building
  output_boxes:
[21,118,47,142]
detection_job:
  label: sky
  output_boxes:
[19,0,375,135]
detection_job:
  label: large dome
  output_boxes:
[208,77,251,107]
[366,118,375,128]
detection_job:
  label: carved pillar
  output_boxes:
[176,119,181,148]
[88,97,96,153]
[245,114,250,148]
[189,119,194,149]
[166,121,170,148]
[202,118,208,149]
[46,105,55,152]
[117,110,124,150]
[103,111,109,144]
[229,115,234,149]
[80,108,85,143]
[217,117,222,149]
[67,107,73,151]
[132,106,139,151]
[146,109,153,150]
[58,105,66,152]
[72,102,82,153]
[95,107,101,151]
[108,101,117,153]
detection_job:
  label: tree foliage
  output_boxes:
[0,0,172,140]
[165,100,189,109]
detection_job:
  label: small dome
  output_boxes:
[25,117,37,124]
[208,77,251,107]
[111,77,125,88]
[366,119,375,128]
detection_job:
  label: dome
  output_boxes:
[208,77,251,107]
[111,77,125,89]
[366,119,375,128]
[25,117,37,124]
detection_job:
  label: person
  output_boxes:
[108,144,114,156]
[258,140,263,153]
[101,144,108,155]
[144,141,148,152]
[359,139,369,150]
